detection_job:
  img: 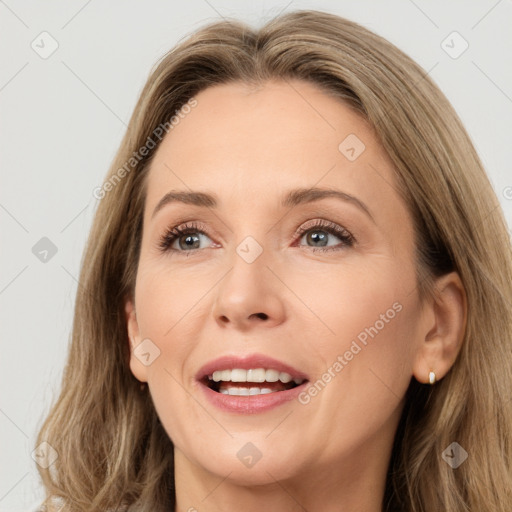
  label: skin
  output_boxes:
[125,79,466,512]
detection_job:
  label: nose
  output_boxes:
[211,246,286,332]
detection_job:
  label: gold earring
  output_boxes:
[428,371,436,385]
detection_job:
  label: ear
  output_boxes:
[412,271,467,384]
[125,298,148,383]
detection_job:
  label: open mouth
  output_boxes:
[201,368,308,396]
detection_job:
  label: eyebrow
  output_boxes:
[151,187,374,222]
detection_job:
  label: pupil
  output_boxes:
[181,234,200,249]
[308,231,327,247]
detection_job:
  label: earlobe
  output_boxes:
[412,271,467,384]
[125,299,148,383]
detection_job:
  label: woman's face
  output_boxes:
[126,80,431,487]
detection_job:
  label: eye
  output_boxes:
[294,219,355,252]
[158,222,214,254]
[157,219,355,255]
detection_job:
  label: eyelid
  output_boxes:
[293,218,352,239]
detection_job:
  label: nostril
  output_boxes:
[253,312,268,320]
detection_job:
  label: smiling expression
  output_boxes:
[126,79,430,486]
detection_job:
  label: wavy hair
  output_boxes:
[36,10,512,511]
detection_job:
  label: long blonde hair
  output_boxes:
[36,10,512,511]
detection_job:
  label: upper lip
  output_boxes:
[195,353,309,381]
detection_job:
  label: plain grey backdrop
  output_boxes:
[1,0,511,510]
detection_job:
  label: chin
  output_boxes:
[180,437,305,485]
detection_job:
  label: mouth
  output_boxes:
[201,368,307,396]
[196,354,309,397]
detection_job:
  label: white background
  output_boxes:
[1,1,511,510]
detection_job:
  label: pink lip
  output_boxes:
[198,380,309,414]
[195,353,309,381]
[195,353,310,414]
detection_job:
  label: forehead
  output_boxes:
[143,79,408,225]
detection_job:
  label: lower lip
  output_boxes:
[198,381,308,414]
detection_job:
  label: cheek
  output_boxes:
[289,255,419,414]
[283,253,417,351]
[133,262,215,448]
[134,258,214,337]
[132,261,202,397]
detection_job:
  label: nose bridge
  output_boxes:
[211,229,286,329]
[221,232,270,305]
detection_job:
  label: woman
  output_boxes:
[35,9,512,512]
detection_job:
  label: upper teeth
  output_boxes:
[209,368,304,385]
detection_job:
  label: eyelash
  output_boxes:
[157,220,355,255]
